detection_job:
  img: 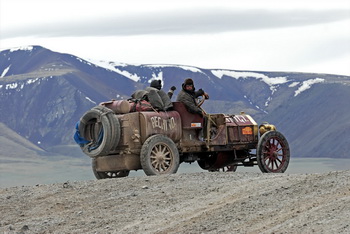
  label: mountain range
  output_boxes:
[1,45,350,159]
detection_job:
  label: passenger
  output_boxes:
[149,79,162,90]
[148,80,176,99]
[145,79,173,111]
[176,78,209,116]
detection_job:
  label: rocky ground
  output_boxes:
[0,170,349,234]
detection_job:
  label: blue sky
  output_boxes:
[1,0,350,76]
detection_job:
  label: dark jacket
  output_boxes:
[145,87,173,111]
[131,87,173,111]
[176,84,204,115]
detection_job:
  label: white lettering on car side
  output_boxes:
[150,116,176,131]
[226,115,250,124]
[234,115,249,123]
[168,117,176,130]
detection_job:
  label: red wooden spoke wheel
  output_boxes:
[257,131,290,173]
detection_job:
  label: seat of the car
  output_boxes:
[172,102,204,129]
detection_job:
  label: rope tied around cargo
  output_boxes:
[98,111,109,121]
[128,98,159,112]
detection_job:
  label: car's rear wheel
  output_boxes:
[198,152,237,172]
[92,159,129,179]
[140,135,180,176]
[219,165,237,172]
[257,131,290,173]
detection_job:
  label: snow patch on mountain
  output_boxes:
[289,82,300,87]
[0,77,51,92]
[244,95,268,114]
[9,46,34,52]
[85,96,96,104]
[114,69,141,82]
[265,96,272,107]
[1,65,11,78]
[212,70,289,105]
[148,72,164,84]
[75,58,85,63]
[294,78,325,96]
[27,78,41,84]
[85,58,215,83]
[211,70,288,86]
[5,83,18,90]
[86,60,205,82]
[145,64,204,74]
[86,59,141,82]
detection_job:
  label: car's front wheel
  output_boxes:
[257,131,290,173]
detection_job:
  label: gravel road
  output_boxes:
[1,170,349,233]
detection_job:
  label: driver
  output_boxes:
[176,78,209,117]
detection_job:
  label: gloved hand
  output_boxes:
[170,86,176,91]
[204,92,209,99]
[197,89,205,96]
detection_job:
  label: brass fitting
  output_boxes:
[259,122,276,136]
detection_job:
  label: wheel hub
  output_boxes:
[257,132,290,173]
[155,153,165,164]
[272,151,278,159]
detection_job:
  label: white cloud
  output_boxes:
[1,0,349,76]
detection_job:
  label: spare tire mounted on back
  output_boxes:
[79,106,120,158]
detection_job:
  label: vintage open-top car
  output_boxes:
[75,96,290,179]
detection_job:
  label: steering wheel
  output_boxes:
[196,94,206,107]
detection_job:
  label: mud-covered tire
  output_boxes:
[257,131,290,173]
[140,134,180,176]
[79,106,120,157]
[92,159,129,179]
[91,106,121,152]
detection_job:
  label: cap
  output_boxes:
[184,78,194,86]
[150,80,162,90]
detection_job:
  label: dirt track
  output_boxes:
[1,170,350,233]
